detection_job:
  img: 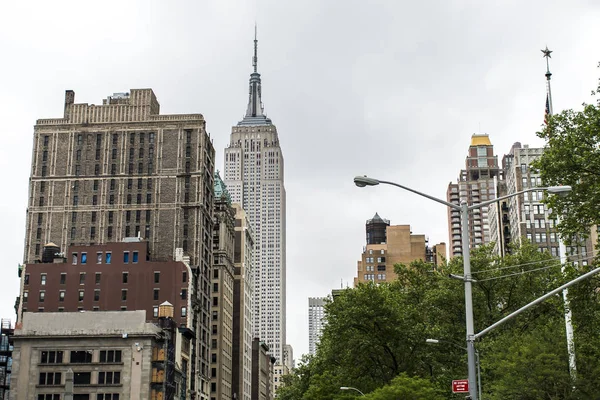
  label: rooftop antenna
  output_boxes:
[253,23,258,73]
[542,46,554,115]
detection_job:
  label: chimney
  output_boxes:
[64,90,75,119]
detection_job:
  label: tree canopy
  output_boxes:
[277,244,600,399]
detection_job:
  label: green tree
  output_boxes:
[532,79,600,240]
[279,244,600,398]
[362,373,444,400]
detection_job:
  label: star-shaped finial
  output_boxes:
[541,46,552,59]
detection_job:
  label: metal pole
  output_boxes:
[557,215,577,382]
[461,201,478,400]
[475,267,600,339]
[476,350,482,400]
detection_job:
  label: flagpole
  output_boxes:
[542,46,577,385]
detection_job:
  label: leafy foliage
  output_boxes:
[277,244,600,399]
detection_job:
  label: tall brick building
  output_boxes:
[18,89,216,399]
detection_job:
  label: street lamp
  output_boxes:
[426,338,482,399]
[354,175,571,400]
[340,386,365,396]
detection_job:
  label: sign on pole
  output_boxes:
[452,379,469,393]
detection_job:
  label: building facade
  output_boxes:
[232,205,254,400]
[0,319,13,400]
[210,173,236,400]
[21,89,215,399]
[9,310,187,400]
[354,214,446,285]
[308,298,325,356]
[223,35,286,363]
[447,134,500,257]
[488,143,593,262]
[251,339,274,400]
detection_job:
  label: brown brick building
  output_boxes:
[18,89,215,399]
[354,213,446,285]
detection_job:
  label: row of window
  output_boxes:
[71,251,138,265]
[41,350,121,364]
[39,370,121,386]
[24,287,185,303]
[25,270,182,287]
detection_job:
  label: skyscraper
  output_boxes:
[308,297,326,356]
[20,88,215,399]
[224,33,286,363]
[446,134,500,257]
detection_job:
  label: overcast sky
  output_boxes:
[1,0,599,358]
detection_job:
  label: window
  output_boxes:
[213,283,218,292]
[97,253,102,264]
[39,197,44,206]
[126,194,131,204]
[41,165,47,176]
[123,252,129,263]
[94,290,100,301]
[22,291,28,303]
[98,371,121,385]
[111,164,117,175]
[146,193,152,203]
[90,227,96,240]
[70,350,93,364]
[39,372,61,386]
[181,289,187,299]
[99,350,122,363]
[154,272,160,283]
[153,289,159,300]
[73,372,91,385]
[78,290,84,301]
[41,274,47,285]
[40,181,46,193]
[38,394,60,400]
[73,195,79,206]
[122,272,128,284]
[43,135,49,146]
[24,274,30,285]
[41,350,64,364]
[60,273,66,284]
[39,291,45,302]
[153,306,159,317]
[136,193,141,204]
[121,290,127,301]
[59,291,65,302]
[112,133,118,145]
[182,271,187,283]
[81,253,87,264]
[105,252,112,264]
[133,251,139,263]
[181,307,187,317]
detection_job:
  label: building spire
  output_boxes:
[238,26,272,126]
[253,23,258,73]
[542,46,554,115]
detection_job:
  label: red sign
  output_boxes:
[452,379,469,393]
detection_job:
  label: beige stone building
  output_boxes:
[9,309,195,400]
[211,173,236,400]
[354,214,446,285]
[232,204,254,400]
[446,134,500,257]
[22,88,215,399]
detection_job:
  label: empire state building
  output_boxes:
[224,32,286,363]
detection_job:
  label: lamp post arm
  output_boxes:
[475,267,600,340]
[468,187,548,211]
[378,180,460,210]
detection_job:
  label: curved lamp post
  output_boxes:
[354,175,571,400]
[340,386,365,396]
[426,338,482,399]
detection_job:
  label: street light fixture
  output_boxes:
[340,386,365,396]
[426,338,482,399]
[354,175,571,400]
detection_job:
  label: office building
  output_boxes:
[20,88,215,399]
[308,298,326,356]
[251,339,274,400]
[211,172,236,400]
[447,134,500,257]
[223,33,286,363]
[232,205,254,400]
[0,319,13,400]
[354,214,446,285]
[489,142,593,262]
[9,308,192,400]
